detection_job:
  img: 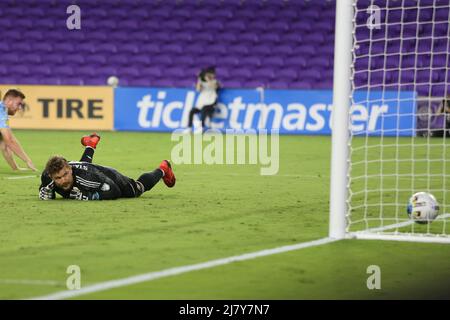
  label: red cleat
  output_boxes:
[159,160,176,188]
[81,132,101,149]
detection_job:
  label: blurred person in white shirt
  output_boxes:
[186,67,220,132]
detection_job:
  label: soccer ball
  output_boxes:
[407,192,440,224]
[107,75,119,87]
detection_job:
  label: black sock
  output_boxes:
[80,147,95,163]
[137,169,163,192]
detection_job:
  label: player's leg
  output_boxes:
[188,108,201,127]
[134,169,164,196]
[103,160,175,199]
[80,147,95,163]
[133,160,176,197]
[112,169,162,198]
[80,133,101,163]
[200,104,215,128]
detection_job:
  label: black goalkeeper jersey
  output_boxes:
[39,161,139,200]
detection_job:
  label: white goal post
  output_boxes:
[330,0,450,243]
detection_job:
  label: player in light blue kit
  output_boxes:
[0,89,37,171]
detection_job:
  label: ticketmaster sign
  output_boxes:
[114,88,416,136]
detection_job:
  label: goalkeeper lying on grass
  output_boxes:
[39,133,175,201]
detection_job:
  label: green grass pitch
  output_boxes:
[0,130,449,299]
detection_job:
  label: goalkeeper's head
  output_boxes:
[45,156,73,191]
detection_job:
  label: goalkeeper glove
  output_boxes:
[69,187,89,201]
[39,181,55,200]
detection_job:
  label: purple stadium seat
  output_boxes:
[253,68,276,80]
[164,21,182,31]
[268,81,291,89]
[277,69,298,81]
[228,44,250,55]
[218,57,240,67]
[90,31,109,41]
[141,67,163,77]
[171,32,193,42]
[208,44,227,55]
[118,67,140,78]
[97,66,118,77]
[294,45,316,56]
[247,21,267,31]
[33,19,54,29]
[227,21,246,32]
[21,77,41,85]
[258,9,277,20]
[0,66,8,76]
[164,67,186,78]
[140,43,160,54]
[108,55,129,66]
[153,79,176,87]
[129,9,149,19]
[302,32,325,44]
[244,80,266,89]
[183,20,203,31]
[53,66,74,76]
[309,57,331,69]
[250,44,272,56]
[96,43,118,54]
[78,43,96,54]
[184,44,204,54]
[121,44,140,54]
[64,54,85,65]
[282,33,303,45]
[284,56,307,68]
[176,56,195,67]
[204,21,225,31]
[216,67,231,78]
[0,42,10,51]
[2,54,19,64]
[216,32,238,43]
[239,57,262,68]
[140,20,161,31]
[232,69,253,80]
[259,33,281,44]
[24,30,44,40]
[83,77,106,86]
[0,18,13,29]
[264,57,285,68]
[31,43,53,52]
[87,54,107,65]
[0,0,443,93]
[77,66,96,77]
[276,45,294,56]
[11,66,30,76]
[221,80,242,89]
[289,81,313,90]
[151,55,173,65]
[196,56,217,67]
[172,9,192,19]
[239,32,259,44]
[54,43,75,53]
[194,33,214,43]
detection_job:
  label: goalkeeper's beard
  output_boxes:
[59,182,73,191]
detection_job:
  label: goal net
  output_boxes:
[331,0,450,243]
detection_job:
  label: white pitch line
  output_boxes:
[29,237,337,300]
[5,175,37,180]
[0,279,64,286]
[181,172,325,178]
[362,213,450,233]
